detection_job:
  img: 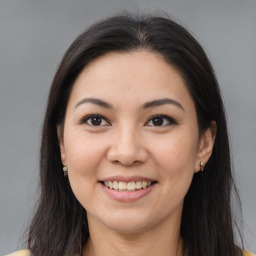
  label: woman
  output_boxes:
[7,13,254,256]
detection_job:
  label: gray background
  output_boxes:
[0,0,255,254]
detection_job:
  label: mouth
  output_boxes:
[100,180,157,192]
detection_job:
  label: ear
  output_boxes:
[57,125,67,165]
[194,121,217,173]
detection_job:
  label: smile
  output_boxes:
[103,181,153,192]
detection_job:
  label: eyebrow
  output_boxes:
[74,97,184,111]
[75,97,113,109]
[142,98,184,111]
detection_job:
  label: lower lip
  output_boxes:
[100,182,156,202]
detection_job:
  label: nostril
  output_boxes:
[107,142,148,166]
[111,159,143,166]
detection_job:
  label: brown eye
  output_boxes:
[91,116,103,126]
[80,114,110,126]
[152,117,164,126]
[146,115,177,127]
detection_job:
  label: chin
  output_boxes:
[99,210,156,234]
[107,222,150,234]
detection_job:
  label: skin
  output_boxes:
[58,50,216,256]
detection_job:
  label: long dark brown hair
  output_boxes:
[27,13,243,256]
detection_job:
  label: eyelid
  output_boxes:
[78,114,177,127]
[145,114,178,126]
[79,114,111,126]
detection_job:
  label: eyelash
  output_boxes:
[146,114,178,127]
[79,114,110,126]
[79,114,178,127]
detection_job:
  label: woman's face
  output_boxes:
[59,51,214,233]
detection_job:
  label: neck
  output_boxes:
[82,215,183,256]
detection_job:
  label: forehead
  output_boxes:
[68,50,194,109]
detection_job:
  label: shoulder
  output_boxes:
[244,250,256,256]
[4,249,30,256]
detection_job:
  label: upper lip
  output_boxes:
[100,175,156,183]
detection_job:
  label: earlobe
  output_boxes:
[57,125,66,165]
[194,121,217,173]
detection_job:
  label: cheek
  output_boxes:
[152,132,198,172]
[64,136,106,209]
[150,132,198,198]
[65,134,105,173]
[63,135,107,200]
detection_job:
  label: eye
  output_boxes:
[80,114,110,126]
[146,115,177,127]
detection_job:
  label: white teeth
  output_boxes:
[119,182,127,191]
[113,181,118,190]
[135,181,142,189]
[142,181,147,189]
[127,182,135,191]
[103,180,153,191]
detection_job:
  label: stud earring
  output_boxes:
[63,165,68,177]
[200,161,205,171]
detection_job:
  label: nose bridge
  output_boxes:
[107,122,147,165]
[118,123,137,150]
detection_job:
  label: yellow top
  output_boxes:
[5,250,30,256]
[244,251,256,256]
[5,249,255,256]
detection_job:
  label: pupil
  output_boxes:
[91,116,102,125]
[152,117,163,126]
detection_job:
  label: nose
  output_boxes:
[107,125,148,166]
